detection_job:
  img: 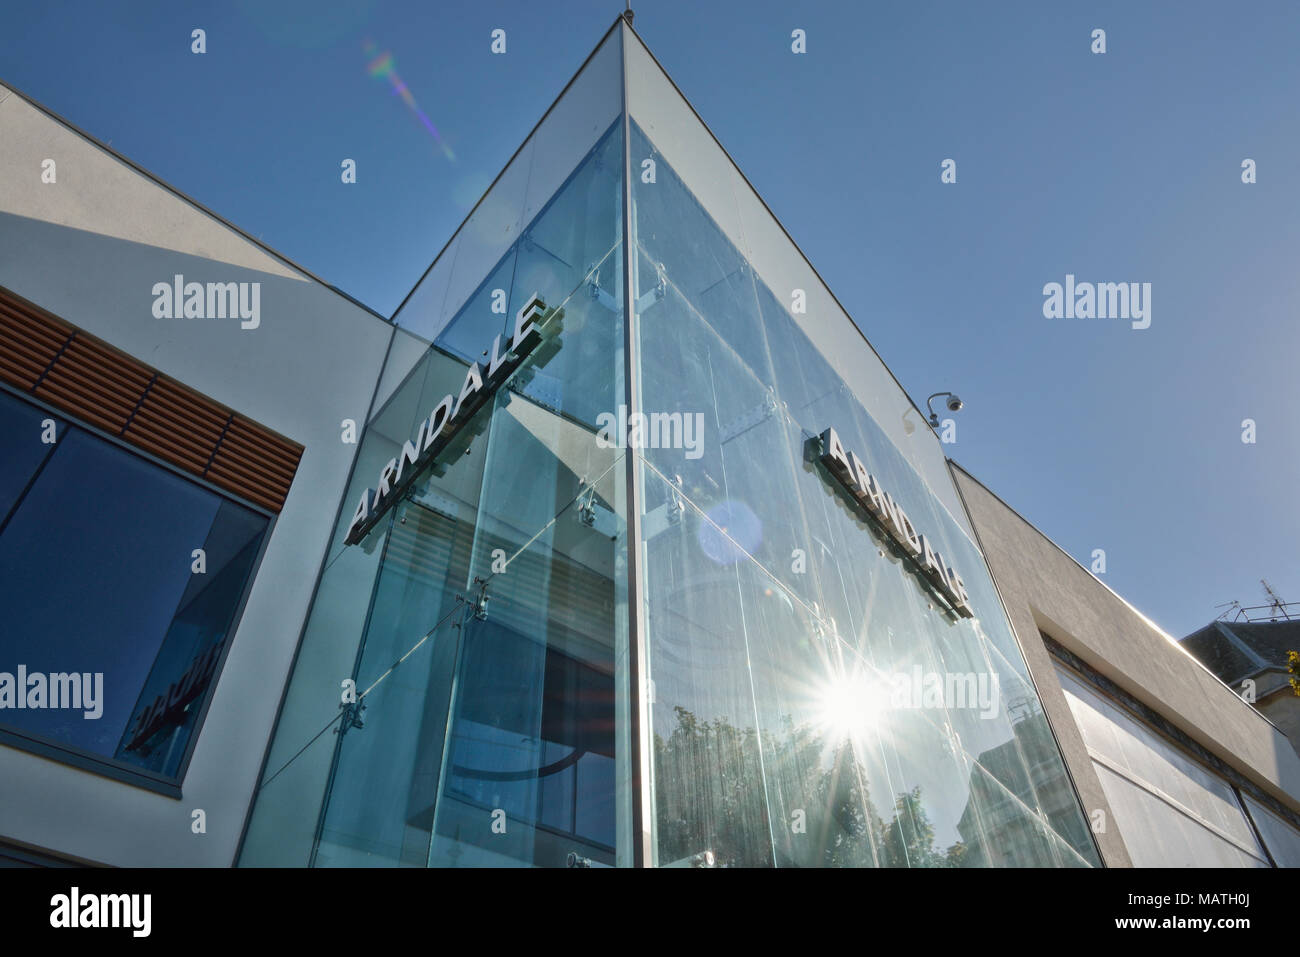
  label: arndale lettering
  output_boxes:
[345,294,559,546]
[817,427,973,618]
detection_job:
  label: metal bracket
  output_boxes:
[807,601,838,642]
[718,389,780,445]
[574,477,618,537]
[641,475,688,541]
[666,473,686,525]
[336,697,366,737]
[943,725,963,757]
[471,577,490,621]
[577,481,598,528]
[633,261,667,315]
[515,369,564,412]
[586,264,621,314]
[811,602,827,641]
[661,849,719,868]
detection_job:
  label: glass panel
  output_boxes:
[435,255,519,367]
[115,499,266,776]
[427,394,627,865]
[438,145,533,333]
[238,512,389,866]
[640,462,775,868]
[312,498,481,866]
[1092,763,1267,868]
[311,367,492,866]
[1243,793,1300,867]
[507,122,623,427]
[0,389,61,513]
[390,231,458,344]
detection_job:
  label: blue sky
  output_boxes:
[2,0,1297,640]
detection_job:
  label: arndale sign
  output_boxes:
[817,427,973,618]
[345,294,559,546]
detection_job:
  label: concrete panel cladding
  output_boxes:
[950,461,1300,818]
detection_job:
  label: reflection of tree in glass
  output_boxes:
[654,707,972,867]
[883,787,940,868]
[653,706,772,867]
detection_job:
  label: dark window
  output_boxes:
[443,619,616,854]
[0,387,269,785]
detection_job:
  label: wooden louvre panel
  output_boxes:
[0,286,301,512]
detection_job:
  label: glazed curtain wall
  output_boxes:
[628,121,1100,868]
[240,18,1101,865]
[242,112,1102,867]
[240,119,630,867]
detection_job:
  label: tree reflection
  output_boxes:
[653,706,975,867]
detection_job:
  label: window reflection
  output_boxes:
[439,618,615,856]
[0,387,268,780]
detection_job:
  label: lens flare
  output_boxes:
[814,671,884,742]
[364,40,455,161]
[697,500,762,565]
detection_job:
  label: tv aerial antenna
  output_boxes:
[1262,579,1291,620]
[1214,599,1242,621]
[1215,581,1296,622]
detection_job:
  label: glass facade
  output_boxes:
[240,24,631,864]
[627,117,1096,868]
[0,386,268,783]
[240,20,1100,867]
[312,108,628,865]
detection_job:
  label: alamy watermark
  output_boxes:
[152,274,260,329]
[596,405,705,460]
[1042,274,1150,329]
[0,666,103,719]
[50,888,150,937]
[886,666,1000,719]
